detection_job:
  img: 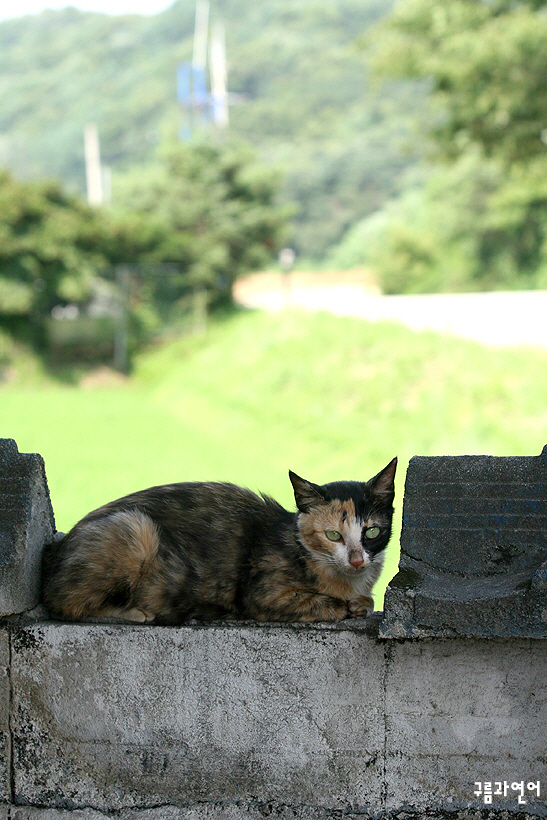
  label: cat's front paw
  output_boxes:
[315,598,350,622]
[332,599,351,621]
[348,596,374,619]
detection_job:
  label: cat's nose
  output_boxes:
[350,557,364,569]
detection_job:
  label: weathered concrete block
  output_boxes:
[381,446,547,638]
[13,807,546,820]
[11,812,109,820]
[10,621,385,814]
[6,806,374,820]
[384,639,547,813]
[0,629,9,805]
[0,439,55,615]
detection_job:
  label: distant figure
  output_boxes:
[278,247,295,272]
[279,248,296,307]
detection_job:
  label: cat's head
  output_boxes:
[289,458,397,577]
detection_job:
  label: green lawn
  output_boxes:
[3,307,547,605]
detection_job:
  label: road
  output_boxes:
[234,272,547,350]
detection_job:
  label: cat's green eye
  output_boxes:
[365,526,381,540]
[325,530,342,542]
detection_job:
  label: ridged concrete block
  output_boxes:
[381,445,547,637]
[0,439,55,615]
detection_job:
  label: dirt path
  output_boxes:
[234,270,547,350]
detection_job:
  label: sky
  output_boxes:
[0,0,175,23]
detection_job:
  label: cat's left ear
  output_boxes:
[289,470,327,513]
[367,457,397,503]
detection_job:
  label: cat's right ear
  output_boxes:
[289,470,327,513]
[367,457,397,503]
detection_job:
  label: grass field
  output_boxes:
[2,306,547,605]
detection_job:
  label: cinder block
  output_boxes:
[381,446,547,637]
[10,621,385,813]
[0,439,55,615]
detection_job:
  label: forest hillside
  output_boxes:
[0,0,424,260]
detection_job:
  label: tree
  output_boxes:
[362,0,547,291]
[0,138,288,361]
[112,139,289,300]
[372,0,547,166]
[0,170,106,347]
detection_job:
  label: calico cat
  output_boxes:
[41,458,397,624]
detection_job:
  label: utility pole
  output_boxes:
[84,123,103,207]
[193,0,209,71]
[210,20,228,129]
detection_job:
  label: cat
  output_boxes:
[41,458,397,624]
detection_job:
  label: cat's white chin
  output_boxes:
[340,563,367,576]
[350,558,384,593]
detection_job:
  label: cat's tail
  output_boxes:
[42,509,160,622]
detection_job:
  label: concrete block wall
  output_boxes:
[3,620,547,819]
[0,439,546,819]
